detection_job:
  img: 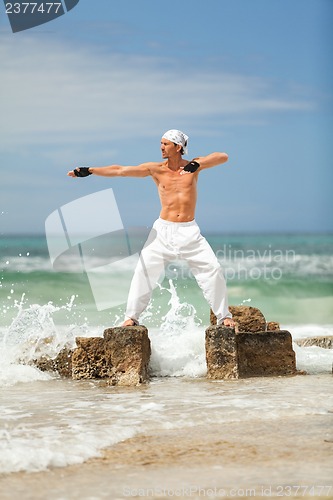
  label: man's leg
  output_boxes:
[123,225,169,325]
[182,228,234,326]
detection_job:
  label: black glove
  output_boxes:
[183,160,200,173]
[73,167,92,177]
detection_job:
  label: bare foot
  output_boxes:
[122,318,138,327]
[223,317,235,328]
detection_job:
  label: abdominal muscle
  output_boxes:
[156,173,198,222]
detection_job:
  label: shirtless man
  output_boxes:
[68,129,234,328]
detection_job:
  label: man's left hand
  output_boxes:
[180,160,200,175]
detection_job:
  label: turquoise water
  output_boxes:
[1,232,332,327]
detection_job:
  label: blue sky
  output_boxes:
[0,0,332,234]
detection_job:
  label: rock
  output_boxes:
[266,321,280,331]
[294,336,333,349]
[33,356,55,374]
[72,337,107,379]
[205,326,296,379]
[210,306,281,333]
[103,326,151,385]
[53,347,73,377]
[34,347,73,378]
[205,326,239,379]
[72,326,151,385]
[229,306,267,332]
[210,305,266,332]
[237,330,296,377]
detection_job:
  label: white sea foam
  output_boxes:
[0,295,101,388]
[293,343,333,375]
[143,280,206,378]
[287,323,333,339]
[0,359,53,387]
[2,251,333,278]
[1,374,332,474]
[0,403,138,473]
[0,255,53,272]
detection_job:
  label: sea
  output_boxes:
[0,232,333,476]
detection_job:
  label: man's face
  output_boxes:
[160,138,180,158]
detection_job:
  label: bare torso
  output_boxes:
[68,149,228,224]
[150,160,199,222]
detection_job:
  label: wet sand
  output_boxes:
[1,412,332,500]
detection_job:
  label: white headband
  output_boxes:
[162,129,189,155]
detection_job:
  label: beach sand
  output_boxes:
[1,410,332,500]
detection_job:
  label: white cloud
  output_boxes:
[0,35,315,150]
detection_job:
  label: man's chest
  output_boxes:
[155,170,197,193]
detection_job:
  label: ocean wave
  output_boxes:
[1,256,53,273]
[1,252,333,279]
[0,405,138,473]
[220,254,333,279]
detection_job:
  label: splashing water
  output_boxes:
[0,280,206,385]
[148,280,207,378]
[0,295,93,386]
[160,279,201,334]
[1,278,332,387]
[3,295,78,360]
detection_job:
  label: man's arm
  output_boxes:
[67,162,155,178]
[193,152,228,170]
[180,152,228,175]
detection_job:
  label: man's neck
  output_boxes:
[166,156,183,171]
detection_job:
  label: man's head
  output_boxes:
[161,129,189,158]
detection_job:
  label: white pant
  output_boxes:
[125,218,231,324]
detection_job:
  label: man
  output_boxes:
[68,129,234,328]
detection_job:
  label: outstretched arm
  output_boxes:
[195,152,228,170]
[67,162,154,178]
[180,152,228,175]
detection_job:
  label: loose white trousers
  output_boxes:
[125,218,231,324]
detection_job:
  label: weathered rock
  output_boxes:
[72,337,107,379]
[294,336,333,349]
[34,347,73,378]
[205,326,239,379]
[53,347,73,377]
[210,305,281,333]
[230,306,267,332]
[205,326,296,379]
[103,326,151,385]
[237,330,296,377]
[72,326,151,385]
[266,321,280,331]
[210,305,267,332]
